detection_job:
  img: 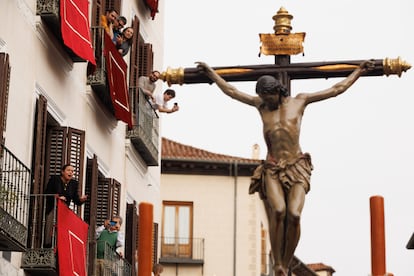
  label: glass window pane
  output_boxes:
[164,206,175,244]
[178,206,190,244]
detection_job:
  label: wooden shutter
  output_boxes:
[105,0,121,13]
[139,43,153,77]
[66,128,85,182]
[153,222,158,264]
[32,95,48,195]
[0,53,10,144]
[125,202,138,276]
[28,95,48,248]
[84,156,98,225]
[129,16,140,87]
[45,127,85,183]
[96,176,111,224]
[135,219,158,265]
[110,178,121,216]
[91,0,104,27]
[85,156,98,276]
[45,127,66,177]
[45,127,85,215]
[96,177,121,225]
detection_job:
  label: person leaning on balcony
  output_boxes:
[152,263,164,276]
[95,216,125,275]
[153,89,180,114]
[115,27,134,56]
[138,70,161,102]
[44,164,88,247]
[112,16,127,43]
[100,8,119,39]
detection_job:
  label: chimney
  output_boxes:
[252,143,260,159]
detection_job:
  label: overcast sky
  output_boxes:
[161,1,414,275]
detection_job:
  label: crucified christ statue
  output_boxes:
[196,60,375,276]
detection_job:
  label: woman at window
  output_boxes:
[115,27,134,56]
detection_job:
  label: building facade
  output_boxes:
[0,0,165,275]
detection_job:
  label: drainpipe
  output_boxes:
[232,161,238,276]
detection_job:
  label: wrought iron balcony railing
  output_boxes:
[96,240,132,276]
[21,194,59,274]
[0,143,31,252]
[87,26,106,90]
[126,87,159,166]
[160,237,204,265]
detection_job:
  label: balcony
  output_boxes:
[87,26,106,92]
[95,240,132,276]
[36,0,86,62]
[160,237,204,265]
[126,88,159,166]
[21,194,58,275]
[0,144,31,252]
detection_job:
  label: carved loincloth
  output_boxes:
[249,153,313,200]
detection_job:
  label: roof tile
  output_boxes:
[162,137,260,164]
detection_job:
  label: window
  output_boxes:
[83,165,121,226]
[83,156,123,276]
[30,96,86,248]
[161,201,193,258]
[129,15,155,122]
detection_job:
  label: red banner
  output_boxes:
[145,0,159,20]
[60,0,96,65]
[57,200,88,276]
[104,33,132,128]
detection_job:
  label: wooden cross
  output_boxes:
[161,7,410,93]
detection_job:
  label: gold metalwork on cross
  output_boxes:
[161,7,410,90]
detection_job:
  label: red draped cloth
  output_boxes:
[57,200,88,276]
[60,0,96,65]
[104,33,132,128]
[145,0,159,20]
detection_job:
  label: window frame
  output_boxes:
[161,201,193,258]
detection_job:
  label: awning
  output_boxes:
[104,33,132,128]
[60,0,96,65]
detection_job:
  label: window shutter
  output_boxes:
[85,156,98,276]
[95,177,121,224]
[110,178,121,216]
[46,127,67,179]
[125,202,138,275]
[45,127,85,187]
[84,156,98,225]
[91,0,104,27]
[32,95,48,195]
[139,43,153,77]
[66,128,85,184]
[136,215,140,254]
[0,53,10,144]
[29,95,48,248]
[129,16,140,87]
[96,176,111,225]
[45,127,85,215]
[105,0,121,13]
[153,222,158,264]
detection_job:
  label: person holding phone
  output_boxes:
[153,89,180,113]
[95,215,124,275]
